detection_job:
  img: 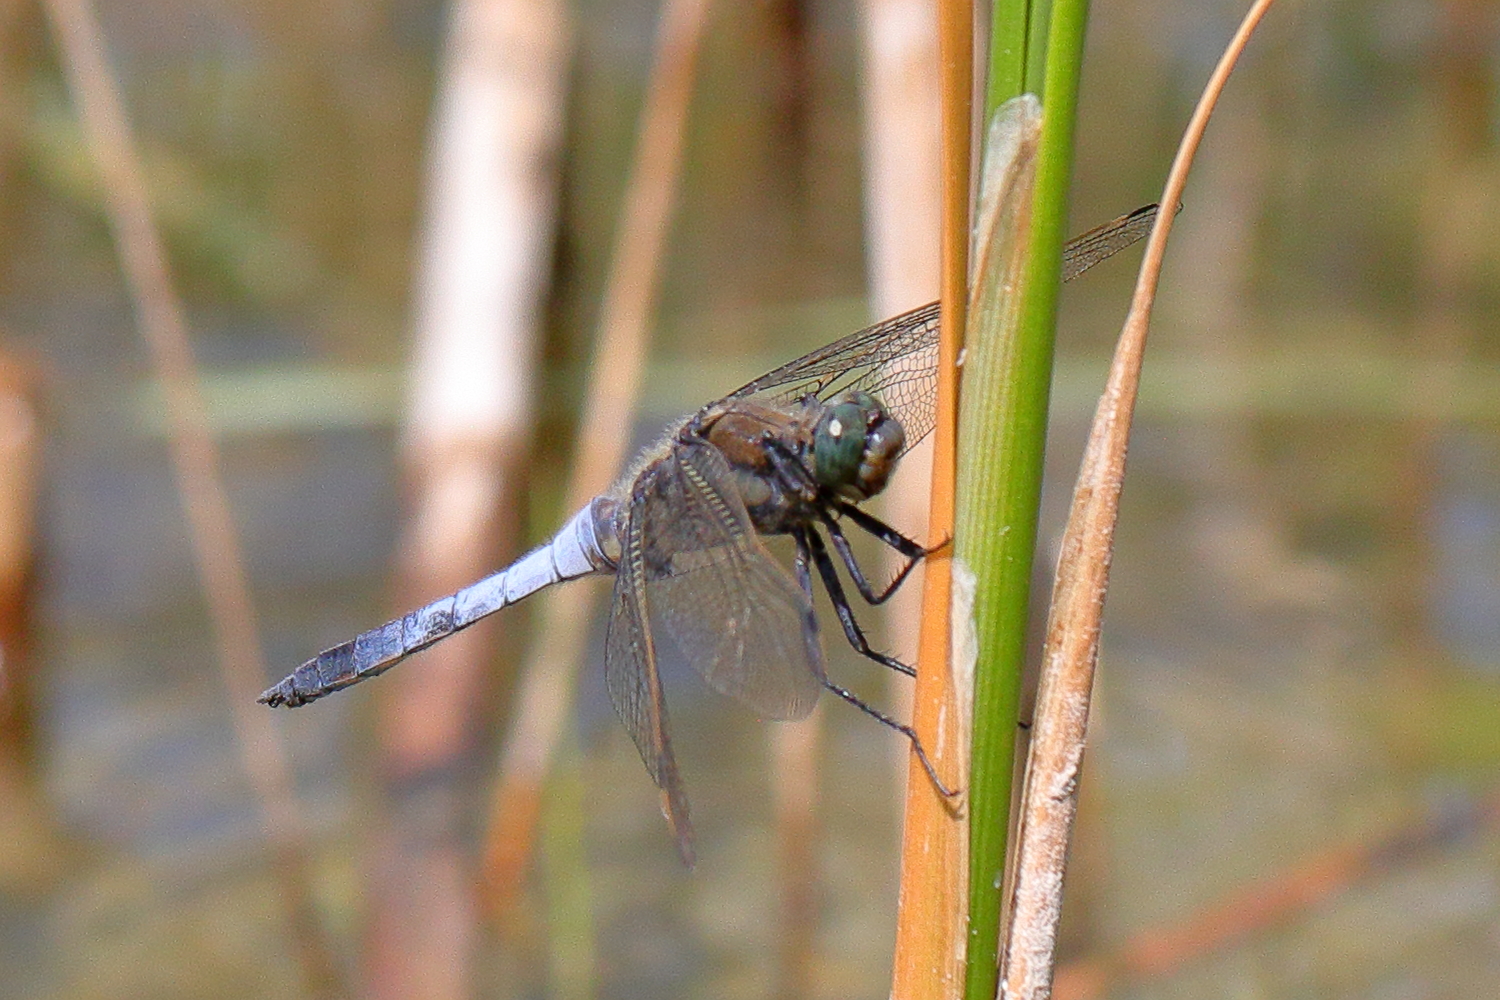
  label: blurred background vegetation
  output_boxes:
[1,0,1498,998]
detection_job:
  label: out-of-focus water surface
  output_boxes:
[2,1,1499,998]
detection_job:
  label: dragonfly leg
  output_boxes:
[801,527,915,678]
[819,676,958,799]
[792,527,815,594]
[835,501,934,560]
[758,436,933,606]
[761,435,819,495]
[818,510,924,606]
[790,528,827,678]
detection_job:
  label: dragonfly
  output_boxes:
[261,204,1157,864]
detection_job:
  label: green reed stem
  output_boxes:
[961,2,1089,998]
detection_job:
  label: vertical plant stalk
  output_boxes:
[482,0,711,901]
[954,94,1046,1000]
[40,0,341,994]
[999,3,1277,998]
[890,0,971,995]
[365,1,568,997]
[985,0,1029,114]
[857,0,942,810]
[1021,0,1053,96]
[770,707,823,1000]
[962,0,1092,993]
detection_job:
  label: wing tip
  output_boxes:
[661,785,697,869]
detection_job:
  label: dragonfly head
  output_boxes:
[811,391,905,502]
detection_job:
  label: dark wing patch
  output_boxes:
[1060,204,1158,282]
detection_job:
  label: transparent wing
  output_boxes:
[1060,203,1159,282]
[721,204,1159,451]
[724,301,941,456]
[637,442,824,720]
[604,483,695,866]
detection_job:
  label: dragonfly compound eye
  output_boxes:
[813,392,904,501]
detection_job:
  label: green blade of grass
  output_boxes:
[986,0,1055,117]
[1023,0,1054,96]
[986,0,1030,115]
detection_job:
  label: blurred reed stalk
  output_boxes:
[998,3,1276,998]
[888,0,971,995]
[769,703,824,1000]
[39,0,343,993]
[858,0,942,808]
[860,0,942,324]
[0,13,40,775]
[0,357,37,762]
[765,4,827,990]
[363,1,568,997]
[0,355,49,891]
[481,0,710,905]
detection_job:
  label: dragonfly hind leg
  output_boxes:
[819,675,958,799]
[790,529,957,798]
[795,527,914,677]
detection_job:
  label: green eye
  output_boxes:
[813,401,867,491]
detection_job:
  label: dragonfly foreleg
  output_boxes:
[818,675,958,799]
[760,434,819,495]
[818,509,925,606]
[835,501,928,560]
[798,526,915,678]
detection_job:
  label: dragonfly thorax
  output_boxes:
[811,390,905,502]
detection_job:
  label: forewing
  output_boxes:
[1060,203,1158,282]
[640,442,824,721]
[604,483,695,866]
[717,203,1158,452]
[724,301,940,455]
